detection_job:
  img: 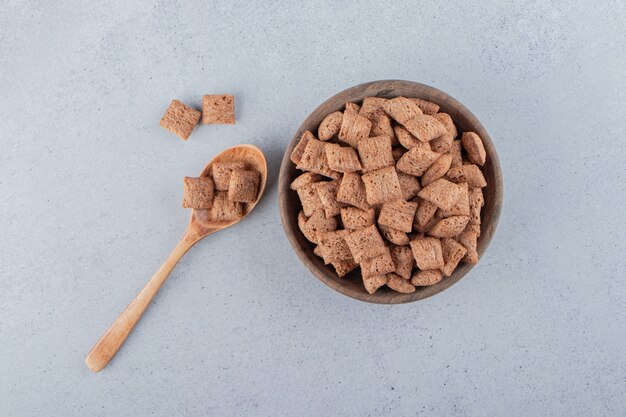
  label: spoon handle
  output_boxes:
[85,232,199,372]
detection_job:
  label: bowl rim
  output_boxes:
[278,79,503,304]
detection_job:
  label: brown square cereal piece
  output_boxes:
[298,209,338,244]
[160,99,201,140]
[316,230,352,263]
[291,131,314,164]
[336,172,369,210]
[297,182,324,217]
[228,170,260,203]
[409,236,444,270]
[468,188,484,225]
[386,273,416,293]
[409,98,440,115]
[344,224,387,263]
[441,238,467,276]
[394,125,430,150]
[361,247,395,277]
[316,180,344,218]
[456,227,479,264]
[390,245,414,279]
[361,166,403,206]
[411,269,443,286]
[465,223,481,238]
[183,176,214,209]
[338,110,372,148]
[447,140,463,168]
[378,200,418,233]
[428,215,470,238]
[331,258,358,277]
[318,111,343,141]
[212,161,246,191]
[397,172,421,200]
[441,183,470,217]
[290,172,323,190]
[461,132,487,166]
[370,111,397,145]
[209,191,242,221]
[345,102,360,113]
[433,113,458,138]
[382,97,423,124]
[357,135,394,173]
[403,115,448,142]
[418,178,465,211]
[430,133,454,153]
[447,164,487,188]
[359,97,388,118]
[296,137,340,179]
[414,198,438,233]
[392,146,406,162]
[341,207,375,230]
[363,274,388,294]
[421,153,453,187]
[379,225,410,246]
[202,94,235,124]
[325,143,362,173]
[396,146,441,177]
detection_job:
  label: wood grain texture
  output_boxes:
[278,80,503,304]
[85,145,267,371]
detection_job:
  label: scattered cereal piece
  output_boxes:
[461,132,487,166]
[345,102,360,113]
[212,161,246,191]
[363,274,388,294]
[447,165,487,188]
[290,172,323,190]
[338,109,372,148]
[409,98,440,115]
[359,97,388,118]
[344,224,387,263]
[331,258,358,277]
[160,99,201,140]
[316,180,344,218]
[325,143,362,173]
[379,225,410,246]
[358,135,395,173]
[418,178,465,211]
[433,113,457,138]
[410,269,443,286]
[318,111,343,141]
[468,188,484,225]
[440,183,470,217]
[296,137,340,179]
[209,191,242,221]
[397,173,421,200]
[441,238,467,276]
[298,209,338,244]
[447,140,463,168]
[291,131,314,165]
[383,97,423,124]
[421,153,453,187]
[336,172,370,210]
[361,248,395,277]
[361,166,403,205]
[341,207,375,230]
[456,227,479,264]
[317,230,353,263]
[403,115,448,142]
[297,182,324,217]
[228,170,260,203]
[395,125,429,150]
[378,200,418,233]
[429,215,470,238]
[390,245,414,279]
[414,198,438,233]
[430,133,454,153]
[396,146,441,177]
[369,110,396,145]
[202,94,235,124]
[183,176,214,209]
[386,273,416,293]
[410,236,444,270]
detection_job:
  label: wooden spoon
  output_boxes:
[85,144,267,372]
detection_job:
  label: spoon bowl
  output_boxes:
[85,144,267,372]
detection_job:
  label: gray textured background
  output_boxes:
[1,1,625,416]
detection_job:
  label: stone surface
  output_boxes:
[0,1,625,416]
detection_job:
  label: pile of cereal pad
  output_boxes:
[290,97,487,294]
[183,162,260,222]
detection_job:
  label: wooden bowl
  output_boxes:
[278,80,503,304]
